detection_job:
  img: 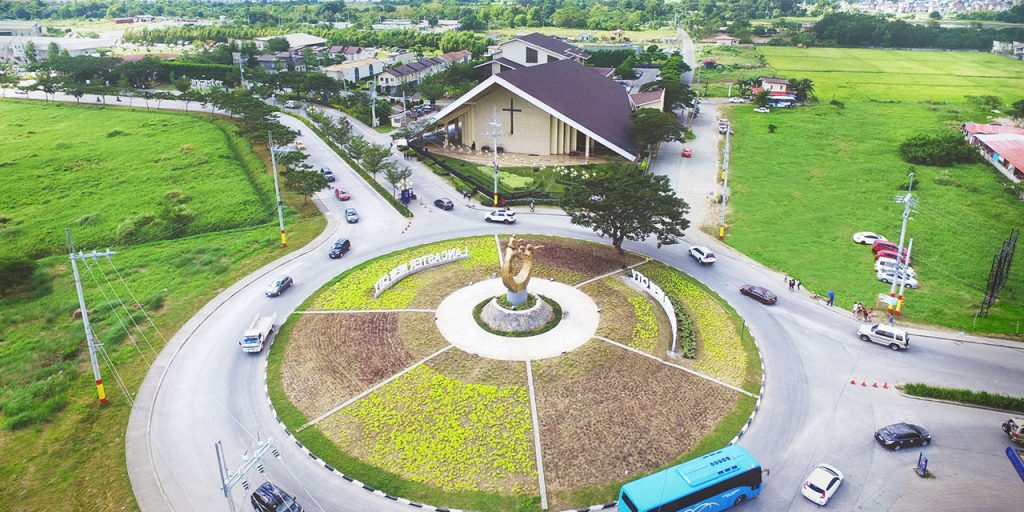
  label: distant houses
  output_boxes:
[715,35,740,46]
[961,123,1024,183]
[377,50,472,93]
[751,77,797,107]
[253,33,326,51]
[992,40,1024,60]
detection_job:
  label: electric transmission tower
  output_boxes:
[215,437,281,512]
[66,228,115,404]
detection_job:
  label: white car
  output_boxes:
[877,269,919,288]
[801,463,844,505]
[753,107,771,113]
[284,100,297,108]
[484,210,517,224]
[728,97,745,103]
[875,259,916,277]
[853,231,887,245]
[689,246,716,264]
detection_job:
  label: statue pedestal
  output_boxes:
[505,289,528,306]
[481,293,554,333]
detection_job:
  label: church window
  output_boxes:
[526,48,538,63]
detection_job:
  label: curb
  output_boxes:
[730,344,766,447]
[894,388,1024,416]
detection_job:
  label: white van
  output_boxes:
[857,324,909,351]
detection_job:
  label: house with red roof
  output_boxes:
[750,77,797,107]
[962,123,1024,182]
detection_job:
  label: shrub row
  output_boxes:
[901,383,1024,412]
[667,295,697,359]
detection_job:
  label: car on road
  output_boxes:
[801,463,844,506]
[754,107,771,113]
[688,246,717,264]
[875,422,931,450]
[1003,417,1024,444]
[740,285,777,305]
[484,210,517,224]
[344,207,359,223]
[295,140,306,150]
[264,275,293,297]
[328,237,351,259]
[875,259,916,277]
[876,269,919,288]
[858,323,909,351]
[250,482,303,512]
[729,97,745,103]
[681,148,693,158]
[434,198,454,210]
[334,187,351,201]
[283,101,297,109]
[321,169,335,182]
[853,232,887,245]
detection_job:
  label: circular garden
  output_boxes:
[267,235,762,511]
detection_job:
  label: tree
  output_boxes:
[264,37,290,53]
[283,170,328,202]
[24,41,37,63]
[69,85,83,103]
[1008,99,1024,122]
[361,143,395,178]
[787,78,815,102]
[346,135,369,161]
[640,79,696,111]
[561,165,690,253]
[615,55,638,80]
[631,109,684,151]
[384,166,413,196]
[899,132,979,167]
[966,95,1002,111]
[928,11,942,20]
[754,90,771,107]
[0,65,18,98]
[660,54,691,79]
[417,73,445,104]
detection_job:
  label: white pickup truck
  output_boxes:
[240,313,276,353]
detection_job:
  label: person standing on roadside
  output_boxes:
[826,290,835,307]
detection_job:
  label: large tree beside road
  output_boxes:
[561,165,690,253]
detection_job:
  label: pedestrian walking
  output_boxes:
[788,279,795,292]
[853,302,862,317]
[529,200,535,213]
[784,273,789,284]
[796,280,801,291]
[826,290,835,307]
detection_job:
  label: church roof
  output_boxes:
[474,57,524,70]
[432,59,638,161]
[516,32,590,60]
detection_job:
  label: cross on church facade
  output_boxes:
[502,98,522,135]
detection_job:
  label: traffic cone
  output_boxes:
[883,382,889,389]
[873,382,878,388]
[851,379,856,385]
[861,380,866,387]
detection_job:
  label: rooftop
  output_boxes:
[515,32,590,60]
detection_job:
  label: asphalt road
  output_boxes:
[7,89,1021,511]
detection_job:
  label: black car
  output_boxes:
[265,276,293,297]
[329,238,351,259]
[875,422,931,450]
[434,198,454,210]
[740,285,777,305]
[250,482,303,512]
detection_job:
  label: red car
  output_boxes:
[334,187,351,201]
[871,240,903,254]
[740,285,778,305]
[876,249,911,264]
[681,148,693,158]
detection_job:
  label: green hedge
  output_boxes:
[901,383,1024,412]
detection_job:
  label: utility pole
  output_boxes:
[66,229,115,404]
[895,238,913,317]
[216,437,280,512]
[719,121,731,240]
[268,131,287,247]
[889,172,917,319]
[238,58,246,90]
[370,77,378,128]
[486,105,503,207]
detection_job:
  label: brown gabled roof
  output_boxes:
[630,89,664,106]
[496,60,636,158]
[516,32,590,60]
[760,77,789,85]
[588,66,615,78]
[441,49,472,62]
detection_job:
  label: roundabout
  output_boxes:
[268,235,760,511]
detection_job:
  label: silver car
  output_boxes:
[858,324,909,351]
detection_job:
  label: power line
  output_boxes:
[95,340,134,405]
[81,259,154,365]
[92,258,159,356]
[106,257,169,345]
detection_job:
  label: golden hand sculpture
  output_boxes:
[500,235,544,293]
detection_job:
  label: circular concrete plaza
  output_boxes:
[269,235,761,511]
[434,278,600,360]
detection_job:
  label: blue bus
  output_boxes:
[618,445,764,512]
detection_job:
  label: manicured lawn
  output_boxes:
[0,100,324,511]
[724,47,1024,335]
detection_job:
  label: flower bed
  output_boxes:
[637,262,747,387]
[322,364,537,494]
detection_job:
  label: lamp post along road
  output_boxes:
[487,106,503,207]
[720,121,731,239]
[66,228,115,404]
[890,172,917,317]
[268,131,287,247]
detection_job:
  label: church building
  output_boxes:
[477,32,590,77]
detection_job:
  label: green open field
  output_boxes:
[724,47,1024,336]
[0,100,324,511]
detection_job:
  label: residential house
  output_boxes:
[962,123,1024,182]
[327,45,373,62]
[0,36,117,64]
[0,20,42,37]
[715,35,740,46]
[377,50,472,94]
[630,89,665,111]
[476,32,590,77]
[322,57,383,83]
[751,77,797,106]
[578,33,595,42]
[253,33,326,51]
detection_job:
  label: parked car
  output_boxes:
[1003,417,1024,445]
[753,107,771,113]
[344,207,359,223]
[328,237,351,259]
[875,249,910,264]
[484,210,517,224]
[740,285,777,305]
[251,482,303,512]
[681,148,693,158]
[729,97,745,103]
[689,246,716,264]
[871,240,903,254]
[875,422,931,450]
[434,198,454,210]
[801,463,844,506]
[876,269,919,288]
[264,275,293,297]
[853,232,887,245]
[334,187,351,201]
[857,323,910,351]
[875,259,915,277]
[295,140,306,150]
[283,101,297,109]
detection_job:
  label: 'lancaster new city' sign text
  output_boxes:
[374,246,471,297]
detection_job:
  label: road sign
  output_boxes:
[915,452,928,477]
[1007,446,1024,483]
[879,294,897,306]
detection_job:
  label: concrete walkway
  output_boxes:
[434,278,599,361]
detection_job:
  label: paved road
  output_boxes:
[6,91,1021,511]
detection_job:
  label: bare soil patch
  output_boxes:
[282,312,415,418]
[532,340,738,507]
[405,265,496,309]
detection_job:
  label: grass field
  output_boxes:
[724,48,1024,336]
[0,100,324,511]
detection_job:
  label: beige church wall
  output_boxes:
[466,89,552,155]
